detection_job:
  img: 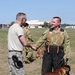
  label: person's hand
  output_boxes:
[36,46,44,58]
[31,45,37,51]
[36,53,43,59]
[64,58,66,62]
[64,58,69,65]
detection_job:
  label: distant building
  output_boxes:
[0,20,46,29]
[65,25,75,29]
[27,20,44,28]
[0,24,2,29]
[0,24,10,29]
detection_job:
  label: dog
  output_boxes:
[44,65,71,75]
[36,46,45,58]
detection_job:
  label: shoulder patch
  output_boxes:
[49,28,54,32]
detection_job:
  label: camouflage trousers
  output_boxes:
[8,50,25,75]
[23,47,33,59]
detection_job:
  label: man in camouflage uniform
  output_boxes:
[35,16,71,75]
[22,23,35,63]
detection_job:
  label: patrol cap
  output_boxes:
[23,23,29,27]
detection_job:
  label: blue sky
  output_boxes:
[0,0,75,24]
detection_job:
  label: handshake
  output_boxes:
[25,43,37,51]
[31,44,45,58]
[29,44,37,51]
[28,44,45,58]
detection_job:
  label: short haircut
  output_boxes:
[23,23,29,27]
[53,16,61,23]
[16,12,26,20]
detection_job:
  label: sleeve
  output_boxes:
[64,30,71,58]
[16,27,24,37]
[36,31,48,50]
[42,29,49,35]
[27,30,34,42]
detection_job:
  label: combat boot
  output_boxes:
[28,57,36,62]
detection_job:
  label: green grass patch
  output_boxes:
[0,28,75,75]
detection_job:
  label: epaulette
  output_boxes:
[49,28,64,32]
[42,29,49,35]
[60,28,64,32]
[49,28,54,32]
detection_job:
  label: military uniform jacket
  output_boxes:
[36,28,71,58]
[24,28,33,43]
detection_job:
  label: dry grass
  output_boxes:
[0,28,75,75]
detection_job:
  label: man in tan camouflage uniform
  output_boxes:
[35,16,71,75]
[22,23,35,63]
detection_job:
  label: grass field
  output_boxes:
[0,28,75,75]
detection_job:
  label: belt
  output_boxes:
[46,45,63,48]
[9,50,22,53]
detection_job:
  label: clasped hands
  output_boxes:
[31,44,37,51]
